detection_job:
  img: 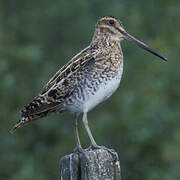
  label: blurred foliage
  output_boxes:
[0,0,180,179]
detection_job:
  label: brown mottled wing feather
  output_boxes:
[11,46,96,132]
[40,46,91,95]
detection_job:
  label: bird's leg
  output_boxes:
[82,112,98,147]
[82,112,119,161]
[73,113,84,153]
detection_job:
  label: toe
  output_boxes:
[73,145,84,153]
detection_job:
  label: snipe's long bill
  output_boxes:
[11,16,167,157]
[122,31,168,61]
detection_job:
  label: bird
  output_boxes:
[11,16,167,154]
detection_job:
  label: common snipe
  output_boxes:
[11,16,167,153]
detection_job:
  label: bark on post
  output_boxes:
[59,148,121,180]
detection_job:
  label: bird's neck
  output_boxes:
[91,30,123,71]
[91,30,121,50]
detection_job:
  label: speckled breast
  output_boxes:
[65,60,123,113]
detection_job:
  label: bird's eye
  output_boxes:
[109,20,114,25]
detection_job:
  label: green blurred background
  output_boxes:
[0,0,179,179]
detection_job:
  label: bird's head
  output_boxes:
[95,16,167,61]
[95,16,125,41]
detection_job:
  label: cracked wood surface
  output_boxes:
[59,148,121,180]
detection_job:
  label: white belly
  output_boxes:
[66,75,122,113]
[83,76,121,112]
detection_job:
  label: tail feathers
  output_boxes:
[10,106,63,133]
[10,110,51,133]
[10,112,46,133]
[10,96,64,133]
[10,117,30,133]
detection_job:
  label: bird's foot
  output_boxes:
[88,144,119,162]
[73,145,84,153]
[73,145,89,160]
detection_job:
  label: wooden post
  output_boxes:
[59,148,121,180]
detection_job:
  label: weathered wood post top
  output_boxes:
[59,148,121,180]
